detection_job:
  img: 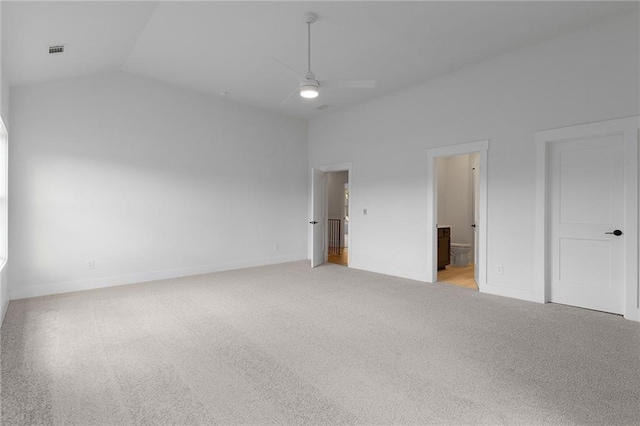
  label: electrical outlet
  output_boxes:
[496,264,503,275]
[86,260,95,270]
[274,243,279,251]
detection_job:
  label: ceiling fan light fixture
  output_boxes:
[300,84,319,98]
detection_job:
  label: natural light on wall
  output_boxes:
[0,118,6,268]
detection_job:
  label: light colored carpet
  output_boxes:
[2,260,639,425]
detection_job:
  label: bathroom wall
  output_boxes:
[437,155,474,254]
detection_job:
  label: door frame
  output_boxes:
[310,162,352,266]
[534,116,639,321]
[427,140,489,286]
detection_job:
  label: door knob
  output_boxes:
[605,229,623,236]
[471,224,476,228]
[309,221,318,225]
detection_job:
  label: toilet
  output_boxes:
[450,243,472,266]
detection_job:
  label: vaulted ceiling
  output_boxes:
[2,1,637,119]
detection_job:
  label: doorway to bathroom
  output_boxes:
[426,140,488,289]
[436,153,479,289]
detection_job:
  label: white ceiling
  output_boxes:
[3,1,638,119]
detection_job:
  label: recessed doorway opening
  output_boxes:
[327,172,349,266]
[427,140,488,289]
[310,162,352,268]
[436,153,479,290]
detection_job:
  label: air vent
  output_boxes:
[48,45,65,54]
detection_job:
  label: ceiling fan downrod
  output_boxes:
[299,12,319,99]
[304,12,317,81]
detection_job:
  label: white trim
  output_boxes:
[0,118,7,326]
[1,295,8,324]
[535,116,640,321]
[534,136,549,303]
[0,117,6,265]
[9,254,307,300]
[427,140,489,287]
[624,124,639,321]
[481,283,540,304]
[316,162,353,173]
[349,263,429,283]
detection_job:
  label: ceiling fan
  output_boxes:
[272,12,376,104]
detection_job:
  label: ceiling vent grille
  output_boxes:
[48,45,65,54]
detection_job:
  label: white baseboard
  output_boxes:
[352,263,543,305]
[348,262,429,283]
[1,259,8,326]
[9,254,307,300]
[480,283,541,304]
[1,296,8,325]
[624,308,640,322]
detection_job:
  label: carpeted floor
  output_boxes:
[2,260,639,425]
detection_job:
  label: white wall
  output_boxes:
[1,73,7,126]
[0,122,7,323]
[309,12,640,301]
[9,71,308,298]
[0,0,9,324]
[0,0,8,124]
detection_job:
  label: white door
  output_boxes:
[549,134,625,314]
[311,168,326,267]
[472,161,480,285]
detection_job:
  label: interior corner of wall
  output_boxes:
[624,307,640,322]
[1,297,8,326]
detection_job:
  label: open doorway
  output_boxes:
[326,172,349,266]
[310,162,352,268]
[436,153,479,289]
[427,140,488,288]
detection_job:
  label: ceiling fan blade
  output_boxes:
[280,87,300,105]
[265,56,306,81]
[318,80,376,89]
